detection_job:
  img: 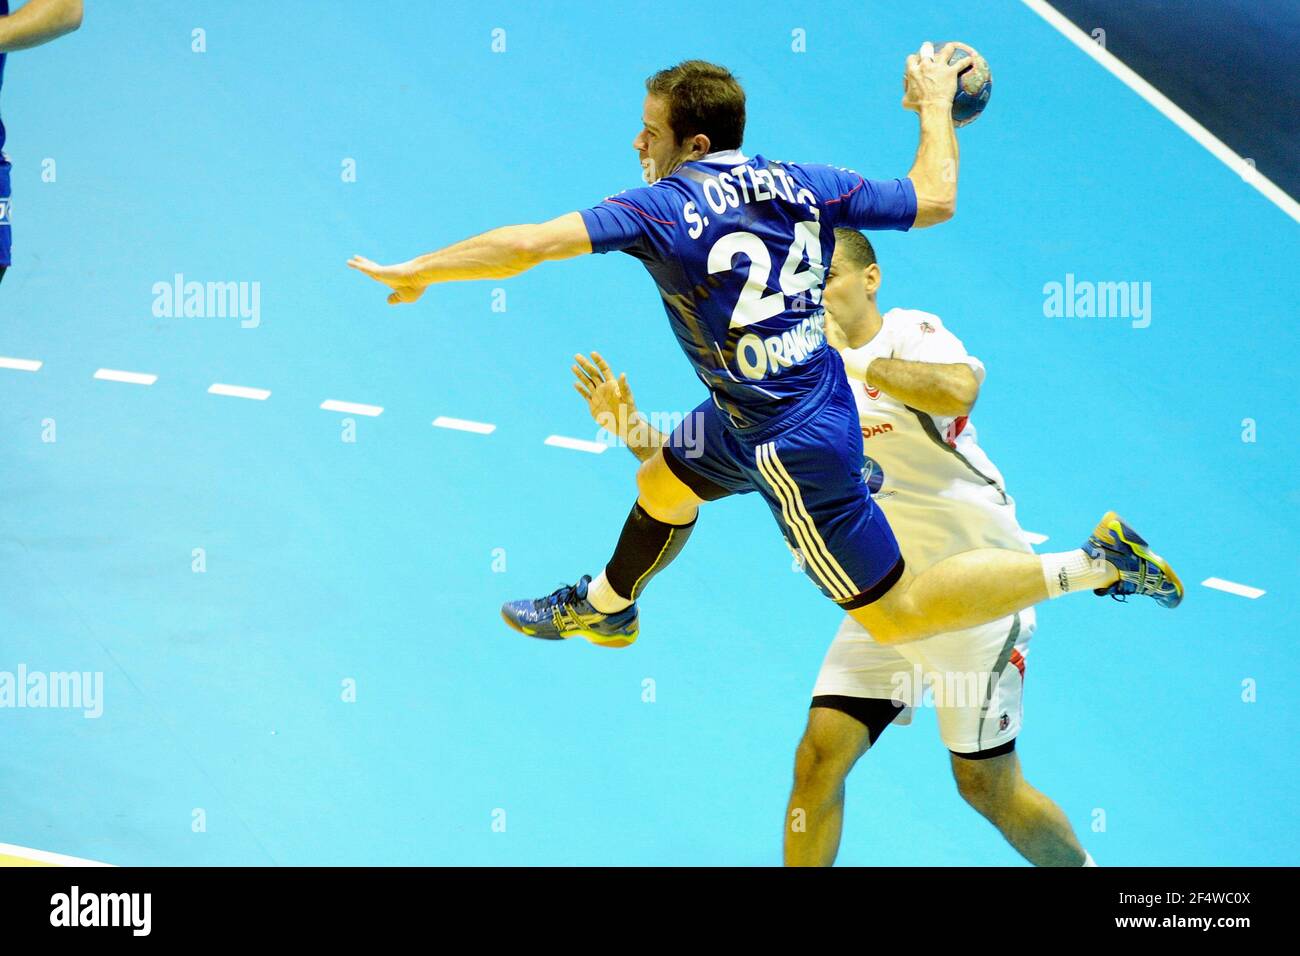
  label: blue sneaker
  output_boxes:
[1083,511,1184,608]
[500,575,639,648]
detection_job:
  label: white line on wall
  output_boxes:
[0,842,115,867]
[1020,0,1300,224]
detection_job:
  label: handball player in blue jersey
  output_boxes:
[0,0,84,287]
[350,48,1182,648]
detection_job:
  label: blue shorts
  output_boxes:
[662,352,905,609]
[0,159,10,267]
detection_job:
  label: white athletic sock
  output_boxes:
[1082,851,1098,867]
[586,570,633,614]
[1041,549,1113,599]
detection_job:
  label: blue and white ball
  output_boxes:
[939,42,993,127]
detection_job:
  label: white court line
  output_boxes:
[31,350,1275,613]
[1201,577,1265,600]
[320,399,383,417]
[1021,0,1300,224]
[433,416,495,435]
[0,356,42,372]
[209,383,271,401]
[545,434,608,454]
[94,368,157,386]
[0,842,114,867]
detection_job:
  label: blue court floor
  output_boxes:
[0,1,1295,865]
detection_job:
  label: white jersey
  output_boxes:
[813,308,1038,754]
[840,307,1034,572]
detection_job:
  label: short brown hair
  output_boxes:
[834,229,878,269]
[645,60,746,152]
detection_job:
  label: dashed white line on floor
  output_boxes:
[545,434,608,454]
[0,356,42,372]
[433,416,495,434]
[321,399,383,417]
[94,368,157,386]
[10,363,1274,607]
[1201,577,1265,599]
[209,383,271,401]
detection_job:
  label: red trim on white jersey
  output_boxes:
[945,415,969,448]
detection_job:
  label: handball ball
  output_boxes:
[937,42,992,126]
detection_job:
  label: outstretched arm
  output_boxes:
[902,42,963,228]
[0,0,83,52]
[349,211,592,305]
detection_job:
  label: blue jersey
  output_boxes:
[580,150,916,428]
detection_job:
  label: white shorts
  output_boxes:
[811,607,1035,756]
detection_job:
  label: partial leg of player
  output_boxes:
[500,449,704,647]
[950,750,1091,867]
[851,511,1182,645]
[785,707,1095,867]
[784,706,874,867]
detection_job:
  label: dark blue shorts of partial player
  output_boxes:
[662,352,905,609]
[0,159,10,269]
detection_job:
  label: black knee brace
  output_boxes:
[604,502,697,601]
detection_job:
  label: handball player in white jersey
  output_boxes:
[569,228,1097,867]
